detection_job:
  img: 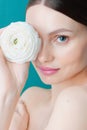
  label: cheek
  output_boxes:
[54,41,87,66]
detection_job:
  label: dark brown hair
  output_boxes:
[27,0,87,26]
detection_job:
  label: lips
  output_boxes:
[38,66,60,75]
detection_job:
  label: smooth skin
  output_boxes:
[0,4,87,130]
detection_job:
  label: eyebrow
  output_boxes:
[48,28,73,35]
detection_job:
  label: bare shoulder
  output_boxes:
[46,87,87,130]
[53,86,87,111]
[21,86,51,101]
[56,86,87,104]
[20,86,51,111]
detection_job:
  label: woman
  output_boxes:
[0,0,87,130]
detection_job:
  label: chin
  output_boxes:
[39,74,63,85]
[38,71,76,86]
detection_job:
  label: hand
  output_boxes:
[9,101,29,130]
[0,28,30,130]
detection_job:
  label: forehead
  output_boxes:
[26,5,84,34]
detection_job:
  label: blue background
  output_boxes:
[0,0,51,92]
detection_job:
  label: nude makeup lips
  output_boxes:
[38,66,60,75]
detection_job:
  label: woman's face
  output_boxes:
[26,4,87,85]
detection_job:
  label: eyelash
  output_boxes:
[54,35,69,45]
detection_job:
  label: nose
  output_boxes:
[37,42,54,63]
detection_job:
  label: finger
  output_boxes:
[9,101,29,130]
[0,47,7,63]
[0,27,6,35]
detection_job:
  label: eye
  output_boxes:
[57,35,69,43]
[51,35,69,46]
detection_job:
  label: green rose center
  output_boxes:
[14,38,18,45]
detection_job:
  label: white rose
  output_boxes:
[0,22,41,63]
